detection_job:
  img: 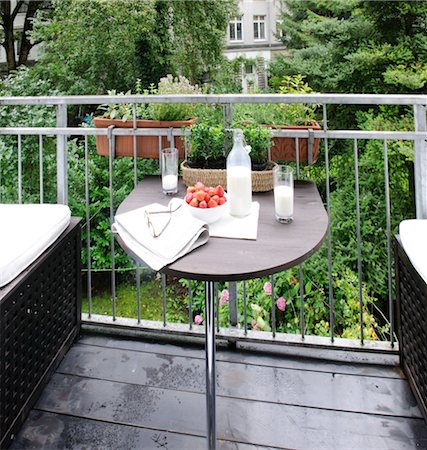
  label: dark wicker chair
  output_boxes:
[395,235,427,422]
[0,218,82,449]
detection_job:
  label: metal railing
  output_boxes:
[1,93,426,354]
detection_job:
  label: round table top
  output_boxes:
[117,177,328,281]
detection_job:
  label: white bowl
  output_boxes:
[185,196,228,224]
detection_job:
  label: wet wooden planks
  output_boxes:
[11,334,427,449]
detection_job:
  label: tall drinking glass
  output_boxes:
[161,147,178,195]
[273,165,294,223]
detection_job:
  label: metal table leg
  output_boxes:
[205,280,216,449]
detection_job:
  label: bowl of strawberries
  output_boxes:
[184,182,227,224]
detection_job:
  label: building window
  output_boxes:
[229,16,243,42]
[253,15,266,40]
[245,64,254,74]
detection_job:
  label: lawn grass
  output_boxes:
[82,277,188,323]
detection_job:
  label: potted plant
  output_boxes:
[242,124,273,171]
[234,75,320,163]
[185,122,226,169]
[182,123,276,192]
[93,75,199,158]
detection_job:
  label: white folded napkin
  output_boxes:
[209,202,260,240]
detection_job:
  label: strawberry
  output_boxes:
[195,181,205,191]
[214,185,225,197]
[187,186,196,193]
[208,199,218,208]
[195,190,206,202]
[189,198,199,208]
[218,197,226,205]
[212,195,220,204]
[185,193,193,203]
[199,200,207,208]
[204,193,210,202]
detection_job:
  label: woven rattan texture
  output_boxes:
[181,161,278,192]
[396,238,427,420]
[0,220,81,448]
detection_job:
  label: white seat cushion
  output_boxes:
[399,219,427,284]
[0,204,71,287]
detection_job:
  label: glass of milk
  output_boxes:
[161,147,178,195]
[273,166,294,223]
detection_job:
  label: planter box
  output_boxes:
[93,117,196,158]
[181,160,278,192]
[267,121,321,163]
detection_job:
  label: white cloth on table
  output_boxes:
[113,199,260,271]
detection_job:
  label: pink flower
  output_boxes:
[220,289,229,306]
[194,315,203,325]
[252,319,260,331]
[276,297,286,312]
[263,282,272,295]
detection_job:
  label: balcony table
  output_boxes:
[116,176,328,450]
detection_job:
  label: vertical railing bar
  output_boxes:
[271,274,276,338]
[323,104,334,342]
[132,104,138,188]
[383,139,394,347]
[188,280,193,330]
[184,130,189,161]
[299,264,305,339]
[136,264,141,324]
[224,103,233,157]
[84,135,93,318]
[228,282,238,326]
[39,135,44,203]
[17,134,22,204]
[295,137,300,178]
[215,282,219,332]
[132,104,141,324]
[243,281,247,336]
[56,104,68,205]
[354,139,364,345]
[108,126,116,320]
[162,273,167,327]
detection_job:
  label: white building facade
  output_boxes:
[225,0,287,91]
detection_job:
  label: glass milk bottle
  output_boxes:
[227,129,252,217]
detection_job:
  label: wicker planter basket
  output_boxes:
[181,160,278,192]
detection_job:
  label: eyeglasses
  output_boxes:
[144,203,182,238]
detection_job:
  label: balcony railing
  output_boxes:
[1,93,426,356]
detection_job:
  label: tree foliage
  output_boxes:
[272,0,427,93]
[31,0,236,94]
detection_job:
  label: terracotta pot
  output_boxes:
[93,117,197,158]
[266,121,321,163]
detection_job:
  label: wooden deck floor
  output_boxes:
[11,333,427,449]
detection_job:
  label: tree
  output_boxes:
[272,0,427,94]
[0,1,50,73]
[31,0,237,94]
[31,0,157,94]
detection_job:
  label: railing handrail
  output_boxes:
[1,126,427,142]
[0,93,427,106]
